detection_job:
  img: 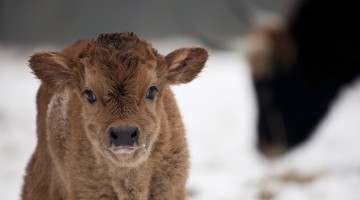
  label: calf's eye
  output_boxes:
[146,86,158,100]
[84,90,97,103]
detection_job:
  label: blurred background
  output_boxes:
[0,0,289,46]
[1,0,360,199]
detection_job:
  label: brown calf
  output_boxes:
[21,32,208,200]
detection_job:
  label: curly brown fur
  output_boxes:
[22,32,208,200]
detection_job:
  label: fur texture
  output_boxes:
[22,32,208,200]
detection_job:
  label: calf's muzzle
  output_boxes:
[109,126,139,147]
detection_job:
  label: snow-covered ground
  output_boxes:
[0,39,359,200]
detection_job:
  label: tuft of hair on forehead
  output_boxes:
[96,32,146,52]
[80,32,158,69]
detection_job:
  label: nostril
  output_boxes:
[110,131,118,140]
[130,129,138,139]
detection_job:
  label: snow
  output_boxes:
[1,41,359,199]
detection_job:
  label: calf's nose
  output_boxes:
[109,126,139,147]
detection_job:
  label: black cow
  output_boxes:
[251,0,360,156]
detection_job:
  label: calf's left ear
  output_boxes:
[165,47,208,84]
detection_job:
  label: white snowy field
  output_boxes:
[1,39,360,200]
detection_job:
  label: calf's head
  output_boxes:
[29,33,208,166]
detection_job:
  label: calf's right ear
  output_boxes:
[29,52,81,90]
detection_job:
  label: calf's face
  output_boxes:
[29,33,208,166]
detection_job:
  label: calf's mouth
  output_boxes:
[103,130,150,164]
